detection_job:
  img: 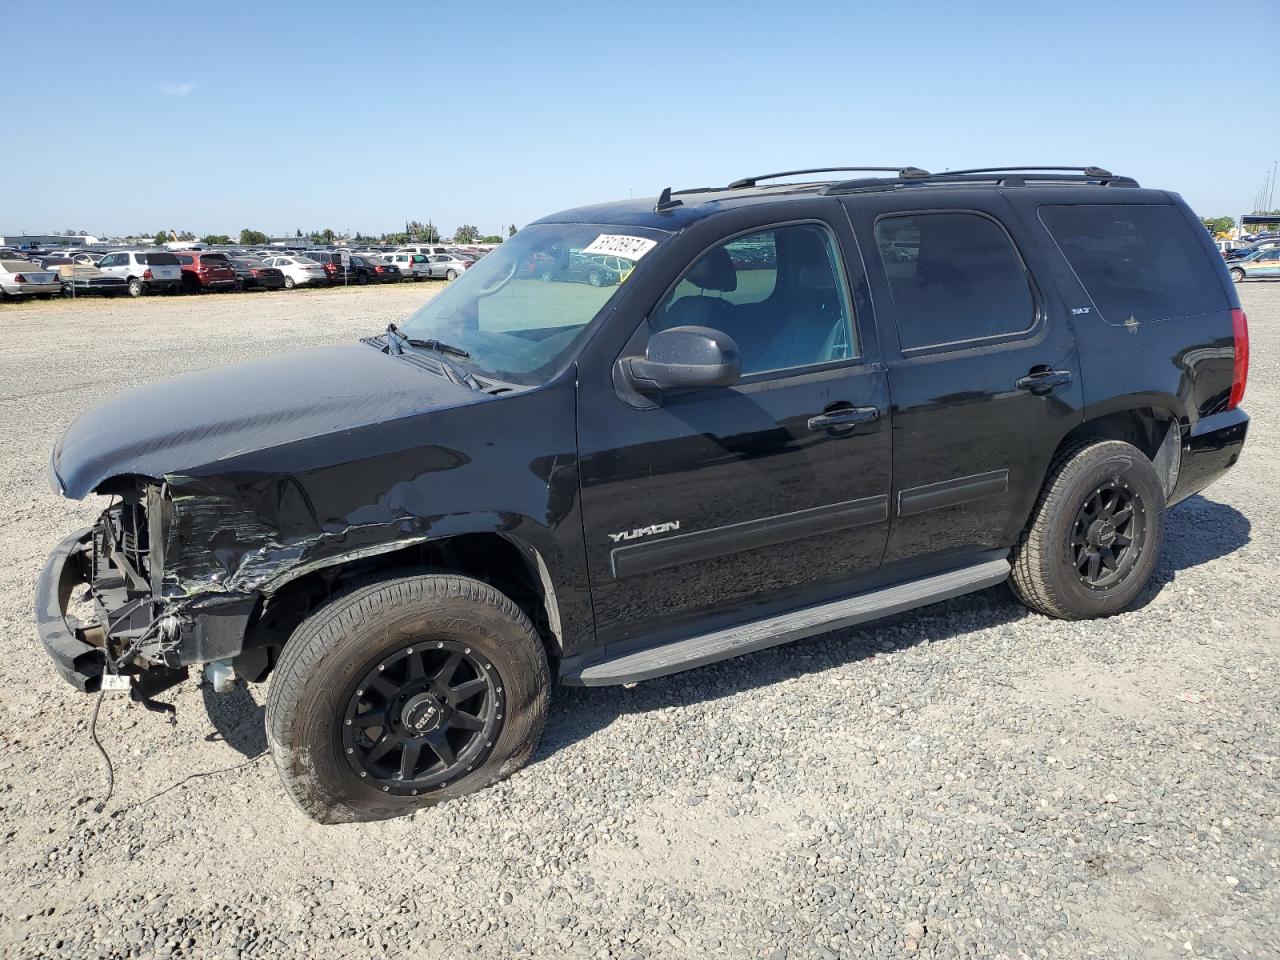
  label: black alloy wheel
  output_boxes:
[342,640,504,796]
[1069,477,1146,590]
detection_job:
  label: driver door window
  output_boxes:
[653,223,858,376]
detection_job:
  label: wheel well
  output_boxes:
[1056,408,1180,498]
[237,534,561,682]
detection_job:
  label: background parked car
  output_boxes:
[539,252,631,286]
[51,262,128,297]
[1227,247,1280,283]
[229,257,286,291]
[96,250,182,296]
[263,255,328,288]
[347,254,397,284]
[423,253,471,280]
[381,252,432,280]
[305,251,354,285]
[0,259,61,300]
[175,252,237,293]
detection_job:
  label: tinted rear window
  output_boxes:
[875,212,1035,351]
[139,253,179,265]
[201,254,230,264]
[1039,204,1224,325]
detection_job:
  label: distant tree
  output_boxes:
[177,231,195,241]
[1201,216,1235,236]
[478,235,503,244]
[310,227,337,243]
[405,219,441,243]
[508,224,518,238]
[296,228,303,238]
[153,230,169,246]
[201,234,231,245]
[240,228,268,246]
[453,224,480,243]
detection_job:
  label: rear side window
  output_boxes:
[1039,204,1223,325]
[176,255,194,265]
[202,254,229,264]
[139,253,179,266]
[875,212,1035,351]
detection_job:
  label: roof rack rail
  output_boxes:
[820,166,1138,196]
[937,165,1115,178]
[726,166,929,189]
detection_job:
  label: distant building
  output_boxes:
[0,233,99,249]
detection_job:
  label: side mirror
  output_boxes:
[623,325,741,393]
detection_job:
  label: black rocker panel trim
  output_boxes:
[610,494,890,580]
[897,469,1010,518]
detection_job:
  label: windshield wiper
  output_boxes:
[384,323,482,390]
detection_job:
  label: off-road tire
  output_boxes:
[266,571,550,824]
[1009,439,1165,620]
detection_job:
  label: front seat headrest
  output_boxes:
[686,246,737,293]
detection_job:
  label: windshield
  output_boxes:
[398,222,665,384]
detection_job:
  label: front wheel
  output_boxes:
[445,269,457,281]
[266,572,550,824]
[1010,439,1165,620]
[1230,267,1246,284]
[127,277,144,298]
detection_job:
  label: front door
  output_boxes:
[845,193,1085,572]
[577,212,894,652]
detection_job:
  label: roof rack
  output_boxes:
[821,166,1138,195]
[726,166,929,189]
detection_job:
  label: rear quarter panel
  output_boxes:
[1009,191,1238,428]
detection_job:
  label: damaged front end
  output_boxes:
[35,479,258,699]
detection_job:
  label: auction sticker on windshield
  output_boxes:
[582,234,658,261]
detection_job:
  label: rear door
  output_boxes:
[845,191,1084,572]
[577,206,894,651]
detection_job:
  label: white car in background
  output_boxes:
[0,260,61,299]
[95,250,183,297]
[381,252,432,280]
[264,256,328,289]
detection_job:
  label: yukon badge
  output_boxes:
[609,521,681,543]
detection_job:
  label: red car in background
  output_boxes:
[175,251,237,293]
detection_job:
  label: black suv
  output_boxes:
[36,165,1249,823]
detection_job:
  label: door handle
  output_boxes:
[1015,369,1073,395]
[807,406,879,431]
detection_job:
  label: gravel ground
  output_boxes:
[0,283,1276,960]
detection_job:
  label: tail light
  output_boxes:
[13,273,26,283]
[143,268,153,280]
[250,269,261,277]
[1228,307,1249,409]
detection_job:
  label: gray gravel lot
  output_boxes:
[0,283,1276,960]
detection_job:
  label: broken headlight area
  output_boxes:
[55,480,260,697]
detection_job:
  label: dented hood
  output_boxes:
[51,342,484,499]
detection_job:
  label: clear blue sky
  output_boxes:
[8,0,1277,238]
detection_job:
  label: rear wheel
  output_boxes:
[284,275,296,289]
[266,572,550,824]
[1010,440,1164,620]
[127,277,144,298]
[587,269,603,287]
[1230,267,1246,283]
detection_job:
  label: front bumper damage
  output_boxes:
[35,503,256,698]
